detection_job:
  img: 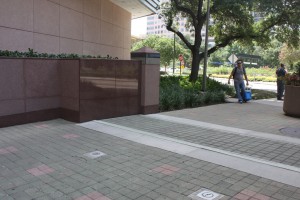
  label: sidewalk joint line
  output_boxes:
[83,120,300,174]
[146,114,300,146]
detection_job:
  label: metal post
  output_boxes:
[232,52,234,68]
[201,0,210,92]
[180,61,182,75]
[173,32,175,74]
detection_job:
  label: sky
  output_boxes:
[131,17,147,37]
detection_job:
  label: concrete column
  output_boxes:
[131,47,160,114]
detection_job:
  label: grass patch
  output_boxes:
[251,89,277,100]
[211,74,277,82]
[208,66,277,82]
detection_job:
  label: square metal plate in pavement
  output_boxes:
[84,151,106,159]
[189,188,224,200]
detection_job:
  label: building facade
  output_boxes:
[146,14,193,37]
[0,0,159,60]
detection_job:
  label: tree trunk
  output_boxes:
[189,50,201,82]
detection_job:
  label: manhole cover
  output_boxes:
[189,188,223,200]
[280,127,300,138]
[84,151,106,159]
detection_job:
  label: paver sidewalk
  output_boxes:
[160,99,300,135]
[102,115,300,168]
[1,99,300,200]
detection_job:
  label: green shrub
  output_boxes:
[0,49,118,59]
[183,88,205,108]
[159,75,231,112]
[159,84,184,111]
[208,66,231,75]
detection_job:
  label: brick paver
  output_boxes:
[0,119,299,200]
[160,101,300,135]
[103,115,300,168]
[1,99,300,200]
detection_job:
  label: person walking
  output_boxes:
[228,60,249,104]
[276,63,287,100]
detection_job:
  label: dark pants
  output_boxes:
[277,79,285,99]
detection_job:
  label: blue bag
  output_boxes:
[244,87,252,101]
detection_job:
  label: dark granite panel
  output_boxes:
[0,113,27,128]
[61,97,79,111]
[61,108,80,122]
[0,58,146,127]
[59,59,80,111]
[80,59,116,78]
[80,59,116,99]
[59,59,80,99]
[0,100,25,116]
[141,105,159,114]
[79,59,142,122]
[114,96,140,116]
[79,99,118,122]
[80,77,116,99]
[115,61,139,97]
[26,97,60,112]
[80,96,140,122]
[114,87,139,98]
[128,96,141,115]
[25,59,60,97]
[25,109,60,124]
[0,109,60,128]
[115,60,140,79]
[0,59,24,100]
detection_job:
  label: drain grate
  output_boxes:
[189,188,223,200]
[280,127,300,138]
[84,151,106,159]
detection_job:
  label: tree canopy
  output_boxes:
[279,44,300,70]
[132,35,190,68]
[159,0,300,81]
[209,40,283,68]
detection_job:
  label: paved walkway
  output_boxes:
[1,99,300,200]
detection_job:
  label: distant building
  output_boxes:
[146,0,214,45]
[146,14,192,37]
[252,12,264,22]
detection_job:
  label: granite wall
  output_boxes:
[0,58,144,127]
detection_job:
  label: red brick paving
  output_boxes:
[62,134,80,139]
[74,192,111,200]
[233,189,270,200]
[27,164,55,176]
[152,164,180,175]
[0,146,18,154]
